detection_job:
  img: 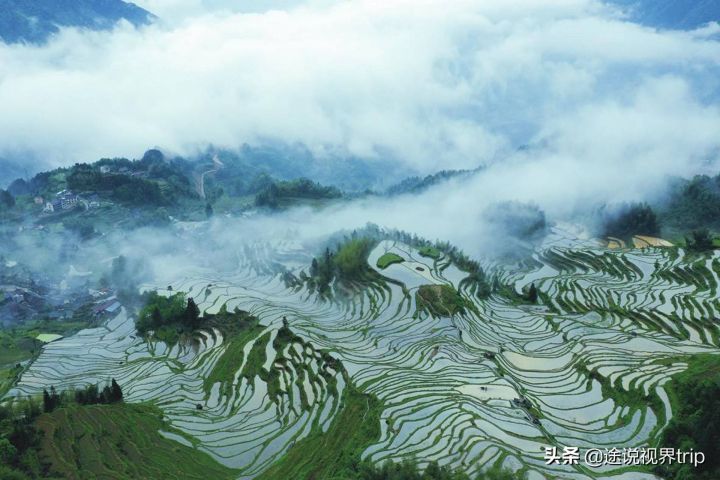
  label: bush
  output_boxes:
[136,292,202,336]
[602,202,660,240]
[685,229,714,252]
[655,355,720,480]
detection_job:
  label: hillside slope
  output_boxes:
[0,0,154,44]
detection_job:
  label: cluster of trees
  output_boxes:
[201,144,383,196]
[67,164,165,206]
[527,283,538,303]
[602,202,660,240]
[255,178,342,208]
[106,255,149,307]
[430,240,492,298]
[29,152,196,209]
[416,284,472,317]
[656,355,720,480]
[0,190,15,210]
[685,229,715,252]
[313,224,494,299]
[306,238,376,295]
[661,174,720,229]
[0,379,124,479]
[482,202,547,240]
[385,168,479,196]
[43,380,123,414]
[368,226,492,297]
[136,292,202,336]
[62,216,95,240]
[210,169,274,198]
[73,380,124,407]
[0,396,42,479]
[355,459,522,480]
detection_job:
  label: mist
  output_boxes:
[2,0,720,281]
[0,0,719,185]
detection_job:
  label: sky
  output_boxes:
[0,0,719,205]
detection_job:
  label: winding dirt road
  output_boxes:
[196,155,224,199]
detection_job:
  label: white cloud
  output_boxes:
[0,0,719,186]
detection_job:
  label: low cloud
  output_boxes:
[0,0,718,189]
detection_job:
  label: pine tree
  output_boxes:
[528,283,538,303]
[49,386,60,411]
[100,386,110,404]
[86,384,99,404]
[42,389,52,413]
[111,379,123,402]
[185,297,201,329]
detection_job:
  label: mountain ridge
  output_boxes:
[0,0,154,44]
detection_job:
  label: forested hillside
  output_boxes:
[0,0,153,44]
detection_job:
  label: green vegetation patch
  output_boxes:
[203,323,265,396]
[0,316,100,396]
[575,360,663,423]
[602,202,660,242]
[255,177,342,209]
[135,291,195,344]
[258,377,523,480]
[418,246,441,259]
[137,292,259,346]
[655,354,720,480]
[377,252,404,269]
[35,403,237,480]
[416,284,473,317]
[256,385,381,480]
[308,237,379,295]
[355,461,524,480]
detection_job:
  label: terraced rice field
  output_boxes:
[36,403,238,479]
[6,225,720,479]
[632,236,674,248]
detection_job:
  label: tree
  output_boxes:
[85,384,99,405]
[111,379,123,402]
[100,385,112,404]
[0,438,17,465]
[111,379,123,401]
[151,307,162,329]
[0,190,15,209]
[603,202,660,240]
[41,386,60,412]
[685,229,714,252]
[185,298,200,329]
[42,389,51,413]
[20,398,40,422]
[527,283,538,303]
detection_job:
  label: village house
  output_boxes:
[43,191,80,213]
[92,297,121,317]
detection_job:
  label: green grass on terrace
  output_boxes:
[256,385,381,480]
[35,403,237,480]
[418,246,441,259]
[376,252,404,269]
